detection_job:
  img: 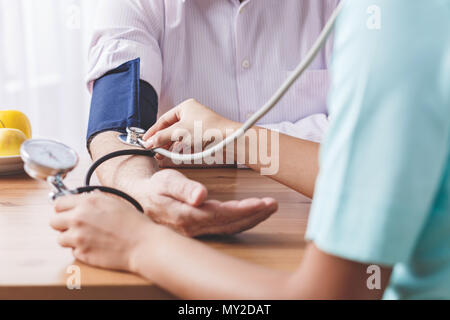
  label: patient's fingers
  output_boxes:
[182,197,278,236]
[211,197,277,223]
[188,198,278,237]
[156,170,208,207]
[196,207,275,236]
[192,198,277,224]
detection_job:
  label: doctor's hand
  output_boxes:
[127,169,278,237]
[50,192,156,272]
[142,99,240,160]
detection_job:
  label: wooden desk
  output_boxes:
[0,160,310,299]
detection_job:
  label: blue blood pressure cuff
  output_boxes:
[86,58,158,149]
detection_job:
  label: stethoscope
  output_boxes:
[20,2,345,212]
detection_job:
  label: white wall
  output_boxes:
[0,0,99,154]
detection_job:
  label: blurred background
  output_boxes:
[0,0,99,154]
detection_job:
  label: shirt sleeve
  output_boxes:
[86,0,164,95]
[306,0,450,266]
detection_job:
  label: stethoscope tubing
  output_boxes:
[50,185,145,213]
[75,149,157,213]
[75,186,144,213]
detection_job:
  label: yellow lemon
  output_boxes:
[0,110,32,139]
[0,128,27,156]
[0,129,27,157]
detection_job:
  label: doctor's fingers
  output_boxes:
[54,194,85,212]
[154,143,172,161]
[50,208,88,232]
[54,191,104,213]
[50,213,71,232]
[143,107,181,141]
[143,123,186,150]
[57,229,88,249]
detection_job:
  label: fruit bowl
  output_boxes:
[0,155,24,176]
[0,109,31,175]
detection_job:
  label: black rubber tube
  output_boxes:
[72,149,157,213]
[85,149,155,186]
[51,186,144,213]
[75,186,144,213]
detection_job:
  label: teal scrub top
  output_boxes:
[306,0,450,299]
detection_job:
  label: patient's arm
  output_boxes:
[88,130,278,237]
[89,130,158,194]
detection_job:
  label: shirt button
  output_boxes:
[242,59,250,69]
[239,7,246,14]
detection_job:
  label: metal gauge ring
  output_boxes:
[20,139,79,181]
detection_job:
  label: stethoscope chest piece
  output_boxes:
[118,127,146,148]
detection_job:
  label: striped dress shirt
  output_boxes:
[87,0,340,143]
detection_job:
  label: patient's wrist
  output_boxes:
[123,178,153,210]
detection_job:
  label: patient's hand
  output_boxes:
[125,169,278,237]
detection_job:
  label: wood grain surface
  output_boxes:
[0,159,310,299]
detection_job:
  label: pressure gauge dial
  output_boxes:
[20,139,79,181]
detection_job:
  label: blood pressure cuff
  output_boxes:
[86,58,158,149]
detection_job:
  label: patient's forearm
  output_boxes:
[89,131,159,194]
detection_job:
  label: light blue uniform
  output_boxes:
[306,0,450,299]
